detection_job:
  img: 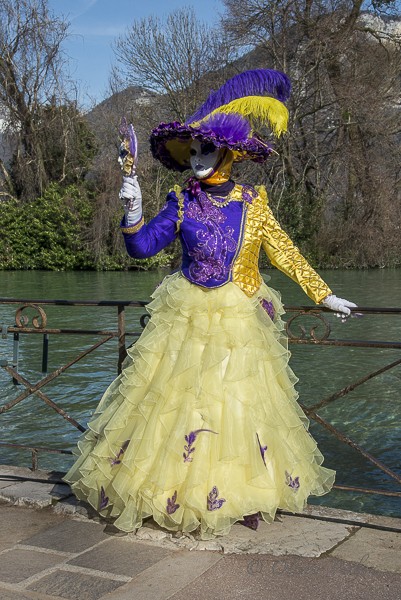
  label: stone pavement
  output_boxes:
[0,465,400,600]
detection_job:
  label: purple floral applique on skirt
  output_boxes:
[261,298,275,321]
[167,491,180,514]
[207,486,226,511]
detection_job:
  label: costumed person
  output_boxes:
[64,69,357,538]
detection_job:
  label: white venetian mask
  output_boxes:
[189,139,220,180]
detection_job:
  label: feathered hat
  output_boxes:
[150,69,291,172]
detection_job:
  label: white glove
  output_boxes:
[322,294,357,320]
[119,175,142,226]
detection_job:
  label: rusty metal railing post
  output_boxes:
[32,448,38,471]
[117,304,127,374]
[41,333,49,373]
[12,331,19,385]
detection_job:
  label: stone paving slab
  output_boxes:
[23,519,110,554]
[0,503,66,551]
[168,554,401,600]
[52,494,94,518]
[0,481,58,508]
[331,527,401,573]
[302,504,401,530]
[67,538,173,577]
[205,515,354,556]
[0,480,15,490]
[0,588,56,600]
[0,548,64,584]
[0,465,64,479]
[27,569,125,600]
[0,466,70,507]
[103,550,223,600]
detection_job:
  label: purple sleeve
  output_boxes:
[122,191,179,258]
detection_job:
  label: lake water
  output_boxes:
[0,268,400,518]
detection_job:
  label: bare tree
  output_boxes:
[222,0,401,266]
[0,0,91,200]
[113,6,237,122]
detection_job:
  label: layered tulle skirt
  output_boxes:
[64,272,335,538]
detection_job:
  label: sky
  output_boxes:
[48,0,225,107]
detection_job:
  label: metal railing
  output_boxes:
[0,297,400,503]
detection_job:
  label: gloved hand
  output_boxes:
[322,294,357,321]
[119,175,142,226]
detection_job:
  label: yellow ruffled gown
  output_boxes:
[64,185,335,538]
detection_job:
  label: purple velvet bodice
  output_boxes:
[122,186,249,288]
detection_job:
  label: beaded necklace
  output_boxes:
[205,191,240,207]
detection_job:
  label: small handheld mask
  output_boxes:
[119,118,138,175]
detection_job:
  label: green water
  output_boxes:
[0,269,400,518]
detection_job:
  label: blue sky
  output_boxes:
[48,0,225,106]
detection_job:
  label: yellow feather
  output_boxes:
[194,96,289,137]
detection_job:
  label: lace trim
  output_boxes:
[175,191,185,233]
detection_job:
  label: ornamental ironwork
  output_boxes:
[15,303,47,329]
[0,297,400,510]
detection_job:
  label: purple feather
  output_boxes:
[197,113,251,144]
[128,124,138,159]
[187,69,291,123]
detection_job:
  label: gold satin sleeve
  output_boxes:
[256,186,332,304]
[231,185,264,297]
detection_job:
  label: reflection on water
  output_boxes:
[0,268,400,518]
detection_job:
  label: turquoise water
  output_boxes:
[0,268,400,518]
